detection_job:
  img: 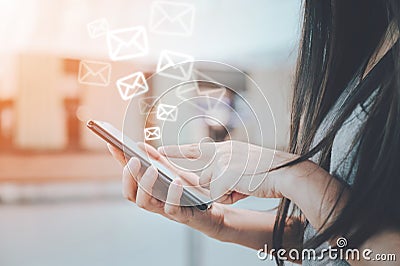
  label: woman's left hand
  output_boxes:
[158,140,298,204]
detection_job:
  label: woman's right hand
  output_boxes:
[107,143,227,240]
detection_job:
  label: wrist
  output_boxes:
[273,159,346,229]
[203,203,231,242]
[210,206,276,250]
[273,158,316,201]
[211,206,246,244]
[250,149,296,198]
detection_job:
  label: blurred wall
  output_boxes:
[248,66,293,150]
[15,53,66,150]
[78,62,152,150]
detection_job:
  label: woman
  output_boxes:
[109,0,400,265]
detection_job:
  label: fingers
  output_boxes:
[164,179,183,216]
[122,158,141,202]
[209,172,249,204]
[158,143,215,160]
[158,144,199,159]
[158,143,218,187]
[139,142,200,186]
[138,142,161,161]
[138,142,179,174]
[210,171,241,203]
[218,191,249,204]
[199,168,213,188]
[108,144,128,166]
[136,166,164,211]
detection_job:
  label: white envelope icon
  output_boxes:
[157,50,194,81]
[116,72,149,101]
[156,104,178,122]
[78,60,111,86]
[107,26,148,61]
[139,97,159,115]
[150,1,195,36]
[176,84,226,113]
[87,18,109,38]
[144,127,161,140]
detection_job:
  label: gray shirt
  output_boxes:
[302,73,378,265]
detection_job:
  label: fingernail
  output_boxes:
[149,165,158,174]
[173,179,182,189]
[157,147,164,153]
[128,157,139,167]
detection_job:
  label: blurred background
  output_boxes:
[0,0,300,265]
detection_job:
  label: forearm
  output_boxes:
[218,207,303,252]
[277,160,349,230]
[217,207,274,250]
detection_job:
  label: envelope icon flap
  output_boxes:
[160,51,193,70]
[140,97,159,114]
[140,101,152,110]
[119,73,146,89]
[107,27,148,62]
[199,87,226,99]
[146,127,159,134]
[144,127,161,139]
[158,104,176,115]
[87,19,109,37]
[192,69,218,83]
[154,2,194,22]
[117,72,149,100]
[141,97,158,106]
[157,104,178,121]
[177,84,225,98]
[151,1,195,35]
[79,61,111,86]
[176,83,226,112]
[109,27,144,47]
[81,61,110,76]
[88,19,108,30]
[161,52,177,69]
[163,52,194,66]
[176,84,196,97]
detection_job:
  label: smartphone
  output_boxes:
[87,120,212,211]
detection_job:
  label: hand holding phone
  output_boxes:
[87,120,212,211]
[106,131,232,245]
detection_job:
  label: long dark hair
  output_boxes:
[272,0,400,264]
